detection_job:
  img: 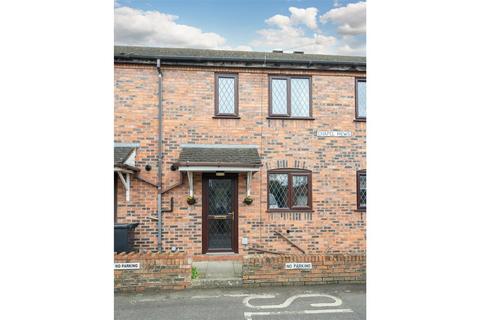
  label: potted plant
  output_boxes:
[243,196,253,205]
[186,195,196,205]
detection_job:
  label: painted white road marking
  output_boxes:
[243,293,343,309]
[244,309,353,320]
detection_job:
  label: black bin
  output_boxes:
[114,223,139,252]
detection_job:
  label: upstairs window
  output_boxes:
[268,169,312,211]
[269,76,312,118]
[357,170,366,210]
[215,73,238,117]
[356,78,366,120]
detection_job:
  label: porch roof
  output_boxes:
[114,146,140,172]
[176,144,262,172]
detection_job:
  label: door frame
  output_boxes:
[201,173,239,254]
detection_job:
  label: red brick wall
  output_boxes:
[160,66,366,256]
[114,252,191,292]
[114,63,366,255]
[114,64,159,251]
[242,254,366,287]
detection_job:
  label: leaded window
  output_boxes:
[356,78,366,120]
[269,76,311,118]
[271,79,288,115]
[357,170,366,210]
[268,169,312,211]
[291,78,310,117]
[215,74,238,117]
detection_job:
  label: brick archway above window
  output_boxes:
[265,159,314,171]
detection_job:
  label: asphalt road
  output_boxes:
[115,284,366,320]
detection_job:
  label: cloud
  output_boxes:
[252,26,337,54]
[266,7,318,30]
[252,2,366,56]
[114,3,365,56]
[289,7,318,29]
[114,6,226,49]
[320,1,366,36]
[266,14,291,28]
[254,6,340,54]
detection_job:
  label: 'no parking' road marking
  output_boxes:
[242,293,353,319]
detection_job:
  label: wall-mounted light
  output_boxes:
[216,171,225,177]
[145,164,152,171]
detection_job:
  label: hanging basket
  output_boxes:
[186,196,196,205]
[243,196,253,205]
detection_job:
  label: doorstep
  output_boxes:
[191,260,243,288]
[192,253,244,262]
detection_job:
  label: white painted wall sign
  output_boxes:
[316,130,352,137]
[114,262,140,270]
[285,262,312,270]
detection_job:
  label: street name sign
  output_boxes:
[316,130,352,137]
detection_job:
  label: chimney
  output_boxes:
[272,49,283,53]
[293,51,304,54]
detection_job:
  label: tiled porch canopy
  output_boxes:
[175,144,262,172]
[114,145,140,202]
[175,144,262,198]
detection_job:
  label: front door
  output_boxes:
[202,173,238,253]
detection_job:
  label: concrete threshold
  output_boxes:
[192,260,243,288]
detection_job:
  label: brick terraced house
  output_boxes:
[114,46,366,261]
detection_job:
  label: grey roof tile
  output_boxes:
[114,146,134,165]
[178,146,261,167]
[114,46,365,65]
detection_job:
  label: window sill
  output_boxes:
[213,115,241,119]
[266,116,315,120]
[267,209,314,213]
[354,118,366,122]
[355,208,366,212]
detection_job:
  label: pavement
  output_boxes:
[114,284,366,320]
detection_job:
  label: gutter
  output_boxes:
[115,54,365,66]
[114,55,366,71]
[174,161,262,167]
[156,58,163,252]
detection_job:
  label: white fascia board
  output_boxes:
[178,166,259,172]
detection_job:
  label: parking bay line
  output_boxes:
[244,308,353,320]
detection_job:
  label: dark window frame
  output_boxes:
[355,77,366,121]
[356,169,366,211]
[114,173,118,223]
[268,75,313,119]
[214,73,239,118]
[267,168,312,212]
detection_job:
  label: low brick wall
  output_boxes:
[114,252,192,292]
[242,254,365,287]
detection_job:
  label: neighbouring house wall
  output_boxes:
[242,254,366,287]
[114,252,192,292]
[160,66,366,256]
[114,64,159,251]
